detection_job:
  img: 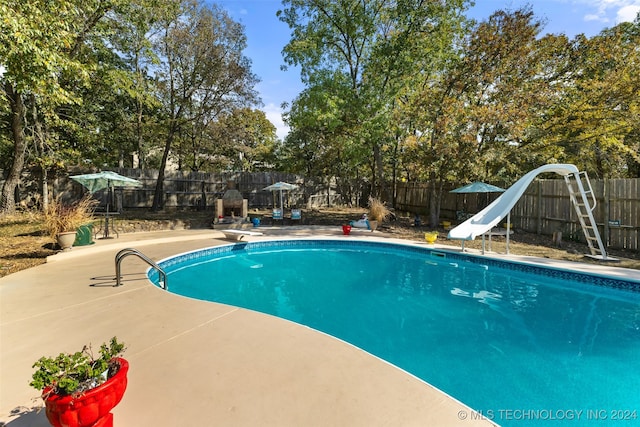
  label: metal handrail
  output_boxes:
[115,248,167,290]
[581,171,598,212]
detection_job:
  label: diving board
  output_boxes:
[447,164,611,260]
[220,229,263,241]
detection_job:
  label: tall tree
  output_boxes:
[150,0,258,210]
[175,107,277,172]
[110,0,163,169]
[205,108,277,172]
[279,0,470,199]
[454,8,570,182]
[0,0,152,213]
[0,0,85,213]
[401,7,568,225]
[542,19,640,178]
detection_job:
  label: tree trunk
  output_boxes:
[428,173,443,228]
[1,83,27,214]
[31,95,49,212]
[369,140,386,198]
[151,131,175,211]
[391,134,400,208]
[428,185,438,228]
[136,106,144,169]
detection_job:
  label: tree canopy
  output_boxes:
[1,1,639,218]
[279,4,640,223]
[0,0,265,213]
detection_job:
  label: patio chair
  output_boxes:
[291,208,301,222]
[272,208,283,221]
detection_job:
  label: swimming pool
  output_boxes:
[151,239,640,426]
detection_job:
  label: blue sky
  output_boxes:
[215,0,640,139]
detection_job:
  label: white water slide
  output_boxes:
[447,163,611,260]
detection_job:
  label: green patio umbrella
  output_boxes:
[70,171,142,193]
[450,181,506,220]
[70,171,142,238]
[449,182,505,193]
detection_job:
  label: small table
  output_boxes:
[95,212,120,239]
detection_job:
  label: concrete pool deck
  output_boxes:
[2,226,638,426]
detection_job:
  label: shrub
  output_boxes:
[43,195,97,239]
[368,196,391,222]
[30,337,126,397]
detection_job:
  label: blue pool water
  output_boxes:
[152,240,640,426]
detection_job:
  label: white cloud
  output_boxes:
[584,13,602,21]
[578,0,640,23]
[264,103,289,140]
[617,4,640,21]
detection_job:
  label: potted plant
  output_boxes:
[44,195,97,250]
[30,337,128,427]
[367,196,391,232]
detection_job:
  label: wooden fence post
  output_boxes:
[536,181,542,235]
[603,178,610,246]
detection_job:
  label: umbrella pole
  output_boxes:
[102,181,114,239]
[104,183,112,238]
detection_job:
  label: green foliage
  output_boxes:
[2,0,639,217]
[177,108,277,172]
[282,3,640,192]
[30,337,126,396]
[279,0,473,193]
[540,20,640,177]
[149,0,260,209]
[0,0,86,103]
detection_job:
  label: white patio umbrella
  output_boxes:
[262,182,298,212]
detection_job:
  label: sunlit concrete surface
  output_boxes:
[3,225,635,426]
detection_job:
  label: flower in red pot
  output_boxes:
[30,338,128,427]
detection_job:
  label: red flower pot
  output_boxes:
[43,358,129,427]
[342,225,352,235]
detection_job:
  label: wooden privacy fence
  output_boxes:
[395,178,639,251]
[60,169,336,211]
[7,167,637,251]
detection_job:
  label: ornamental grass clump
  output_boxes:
[368,196,391,223]
[30,337,126,398]
[44,195,97,239]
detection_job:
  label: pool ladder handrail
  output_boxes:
[115,248,167,290]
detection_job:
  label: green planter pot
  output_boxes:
[74,224,94,246]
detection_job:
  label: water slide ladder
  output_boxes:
[563,171,609,260]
